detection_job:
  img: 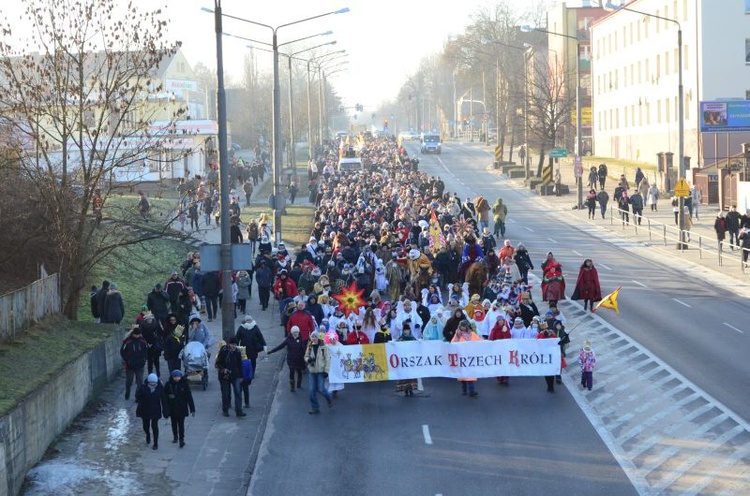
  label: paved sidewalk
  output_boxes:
[474,145,750,295]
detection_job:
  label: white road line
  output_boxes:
[599,263,611,270]
[547,237,558,244]
[422,424,433,445]
[572,250,583,256]
[722,322,744,334]
[632,280,647,288]
[507,218,516,223]
[673,298,691,308]
[524,227,534,232]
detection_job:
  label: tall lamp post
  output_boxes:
[204,6,350,247]
[522,25,582,207]
[603,1,685,249]
[209,0,234,339]
[482,38,534,178]
[307,51,346,159]
[317,59,349,145]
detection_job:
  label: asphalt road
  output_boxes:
[414,142,750,423]
[247,144,641,496]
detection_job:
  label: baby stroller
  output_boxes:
[180,341,210,390]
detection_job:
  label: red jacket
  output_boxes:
[273,276,298,300]
[346,330,370,345]
[286,310,315,340]
[571,266,602,301]
[489,320,511,341]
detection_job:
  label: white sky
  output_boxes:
[2,0,592,108]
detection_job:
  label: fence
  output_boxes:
[608,206,750,272]
[0,273,60,343]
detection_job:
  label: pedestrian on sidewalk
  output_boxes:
[164,370,195,448]
[629,189,644,225]
[240,347,254,408]
[121,325,148,400]
[235,315,266,383]
[618,191,630,225]
[587,166,598,190]
[596,188,609,219]
[740,226,750,265]
[647,183,660,211]
[243,179,253,207]
[585,189,597,219]
[537,321,559,393]
[671,196,680,226]
[492,197,507,237]
[268,325,306,392]
[597,163,608,189]
[304,331,333,414]
[216,337,246,417]
[578,340,596,391]
[246,220,259,257]
[163,324,184,374]
[714,212,727,252]
[255,260,273,310]
[727,205,741,249]
[135,373,168,450]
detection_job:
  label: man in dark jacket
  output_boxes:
[164,271,186,310]
[102,283,125,324]
[147,283,171,326]
[121,326,149,400]
[215,337,246,417]
[255,261,273,310]
[90,285,100,323]
[96,280,110,323]
[139,313,163,377]
[727,205,742,249]
[135,373,169,449]
[201,271,221,322]
[235,315,267,381]
[267,325,306,391]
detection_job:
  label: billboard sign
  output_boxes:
[700,101,750,132]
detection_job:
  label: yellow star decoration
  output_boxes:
[332,281,366,318]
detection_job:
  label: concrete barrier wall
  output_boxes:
[0,329,122,496]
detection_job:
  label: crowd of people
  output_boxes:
[115,132,603,427]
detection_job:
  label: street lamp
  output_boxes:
[204,6,350,248]
[237,38,338,174]
[521,24,583,207]
[603,1,685,249]
[482,38,534,178]
[317,57,349,146]
[307,51,346,158]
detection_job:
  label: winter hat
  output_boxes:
[141,304,148,312]
[290,325,300,334]
[147,373,158,383]
[189,314,201,324]
[171,370,183,378]
[110,283,118,290]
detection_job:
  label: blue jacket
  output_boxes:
[242,358,254,381]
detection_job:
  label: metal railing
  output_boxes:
[606,206,750,273]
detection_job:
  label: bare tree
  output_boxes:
[526,53,576,176]
[0,0,185,318]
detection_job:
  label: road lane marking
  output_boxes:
[547,237,558,244]
[722,322,744,334]
[572,250,583,256]
[673,298,691,308]
[632,280,647,288]
[524,227,534,232]
[599,263,611,270]
[422,424,433,445]
[507,218,516,223]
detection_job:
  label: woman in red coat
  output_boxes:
[541,258,566,303]
[489,314,512,386]
[571,259,602,311]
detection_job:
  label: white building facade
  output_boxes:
[591,0,750,169]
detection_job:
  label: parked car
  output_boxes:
[398,131,420,141]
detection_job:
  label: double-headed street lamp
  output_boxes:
[233,37,338,175]
[204,5,349,248]
[317,58,349,146]
[603,1,685,249]
[204,2,348,338]
[521,25,583,208]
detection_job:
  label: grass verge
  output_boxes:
[0,315,117,416]
[78,237,192,322]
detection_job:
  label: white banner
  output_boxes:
[327,339,561,383]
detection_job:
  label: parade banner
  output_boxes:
[327,340,561,383]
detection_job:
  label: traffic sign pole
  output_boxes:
[574,156,583,209]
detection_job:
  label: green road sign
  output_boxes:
[550,148,568,158]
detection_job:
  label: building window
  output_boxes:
[631,105,635,127]
[674,48,679,72]
[685,96,690,120]
[645,59,650,82]
[666,98,670,123]
[616,108,620,128]
[684,45,689,70]
[656,9,660,33]
[664,6,669,31]
[656,54,661,79]
[675,96,678,121]
[646,102,651,125]
[624,107,628,127]
[639,104,643,126]
[657,100,662,123]
[665,51,670,75]
[638,61,642,84]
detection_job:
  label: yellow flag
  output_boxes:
[593,286,621,314]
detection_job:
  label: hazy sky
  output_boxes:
[2,0,589,108]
